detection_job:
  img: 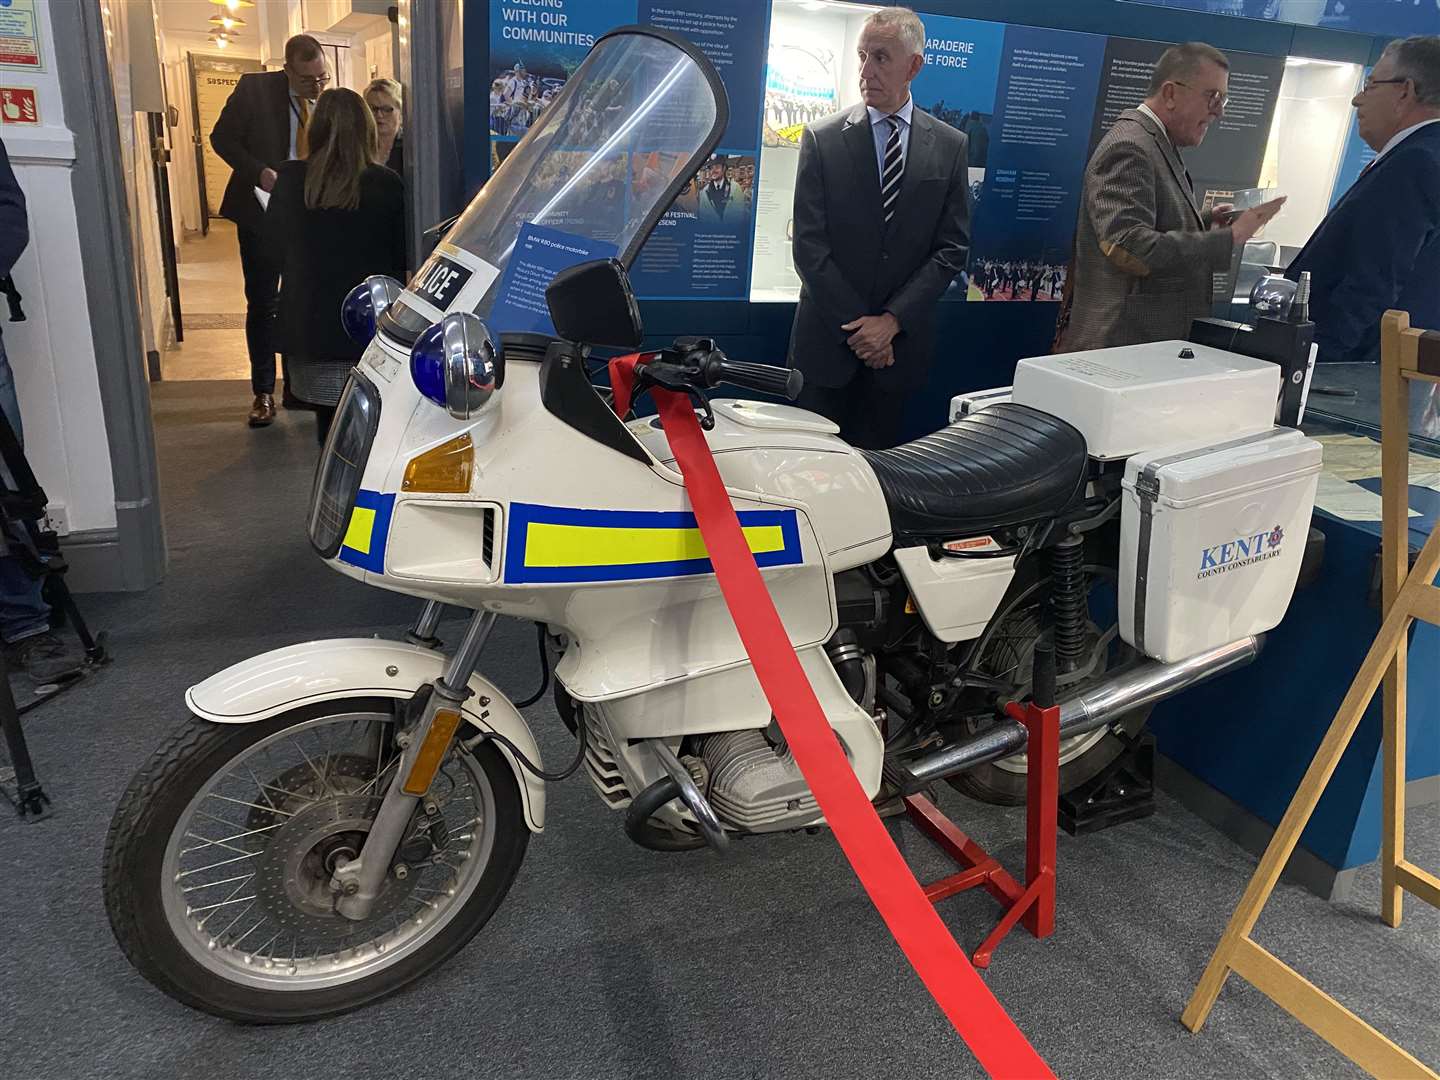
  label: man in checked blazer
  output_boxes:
[1056,42,1284,354]
[787,6,971,449]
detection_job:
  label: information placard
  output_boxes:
[490,223,619,336]
[968,25,1107,301]
[0,0,41,71]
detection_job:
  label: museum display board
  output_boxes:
[754,1,1288,303]
[486,0,1370,310]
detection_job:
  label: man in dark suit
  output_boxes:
[211,34,329,427]
[1287,36,1440,370]
[787,6,970,450]
[1057,42,1283,353]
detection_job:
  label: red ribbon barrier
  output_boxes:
[610,356,1055,1080]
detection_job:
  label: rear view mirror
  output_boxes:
[545,259,643,349]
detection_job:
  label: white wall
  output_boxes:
[1260,59,1361,251]
[6,0,116,535]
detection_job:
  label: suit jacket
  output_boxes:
[0,139,27,278]
[264,161,407,360]
[1287,122,1440,365]
[210,69,293,232]
[1057,108,1233,353]
[788,104,970,391]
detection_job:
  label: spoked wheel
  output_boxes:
[104,699,528,1023]
[948,570,1150,806]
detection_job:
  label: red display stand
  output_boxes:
[904,698,1060,968]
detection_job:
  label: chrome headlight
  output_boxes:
[340,275,404,345]
[409,312,500,420]
[309,372,381,558]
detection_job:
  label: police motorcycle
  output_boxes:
[104,26,1323,1022]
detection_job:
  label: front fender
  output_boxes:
[186,638,546,831]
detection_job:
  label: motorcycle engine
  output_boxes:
[700,728,821,833]
[699,632,877,834]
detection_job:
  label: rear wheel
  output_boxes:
[948,572,1149,806]
[104,700,528,1023]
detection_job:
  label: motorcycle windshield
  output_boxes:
[390,28,725,338]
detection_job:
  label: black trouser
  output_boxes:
[237,224,283,396]
[795,371,910,450]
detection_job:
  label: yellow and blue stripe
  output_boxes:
[338,489,395,573]
[504,502,803,584]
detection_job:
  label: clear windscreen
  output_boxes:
[392,31,721,337]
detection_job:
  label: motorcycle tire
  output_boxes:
[946,706,1151,806]
[947,569,1149,806]
[103,699,528,1024]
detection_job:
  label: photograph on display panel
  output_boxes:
[488,0,625,138]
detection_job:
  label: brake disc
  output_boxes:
[253,794,424,939]
[245,754,380,832]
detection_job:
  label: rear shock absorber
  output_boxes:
[1049,535,1086,674]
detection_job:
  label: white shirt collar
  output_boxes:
[1136,102,1171,145]
[867,95,914,128]
[1377,117,1440,160]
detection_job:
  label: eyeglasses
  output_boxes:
[292,72,331,89]
[1174,81,1228,109]
[1362,77,1407,94]
[369,104,396,116]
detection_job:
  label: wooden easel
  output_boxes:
[1181,310,1440,1079]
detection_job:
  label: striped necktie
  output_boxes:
[881,115,903,224]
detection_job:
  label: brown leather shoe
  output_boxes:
[248,393,276,427]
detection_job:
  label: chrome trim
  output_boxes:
[906,635,1263,784]
[439,311,498,421]
[648,739,729,853]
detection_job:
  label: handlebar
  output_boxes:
[632,340,805,408]
[699,353,804,401]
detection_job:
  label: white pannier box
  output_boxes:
[1119,428,1321,663]
[1012,340,1281,460]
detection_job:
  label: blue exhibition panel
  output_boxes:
[465,0,1393,440]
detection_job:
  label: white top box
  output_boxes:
[1011,340,1281,460]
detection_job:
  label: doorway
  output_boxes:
[134,0,401,387]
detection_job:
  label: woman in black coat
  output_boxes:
[266,87,406,443]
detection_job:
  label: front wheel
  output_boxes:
[104,699,528,1023]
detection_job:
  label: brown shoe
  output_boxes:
[248,393,276,427]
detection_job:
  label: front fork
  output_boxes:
[330,606,492,920]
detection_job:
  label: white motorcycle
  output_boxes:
[104,27,1323,1022]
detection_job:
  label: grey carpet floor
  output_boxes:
[2,379,1436,1080]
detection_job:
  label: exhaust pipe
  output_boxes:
[905,636,1263,786]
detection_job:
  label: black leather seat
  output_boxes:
[859,403,1088,539]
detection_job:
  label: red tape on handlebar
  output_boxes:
[610,356,1054,1080]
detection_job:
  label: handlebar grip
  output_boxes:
[702,355,804,401]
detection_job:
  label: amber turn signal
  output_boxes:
[403,433,474,493]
